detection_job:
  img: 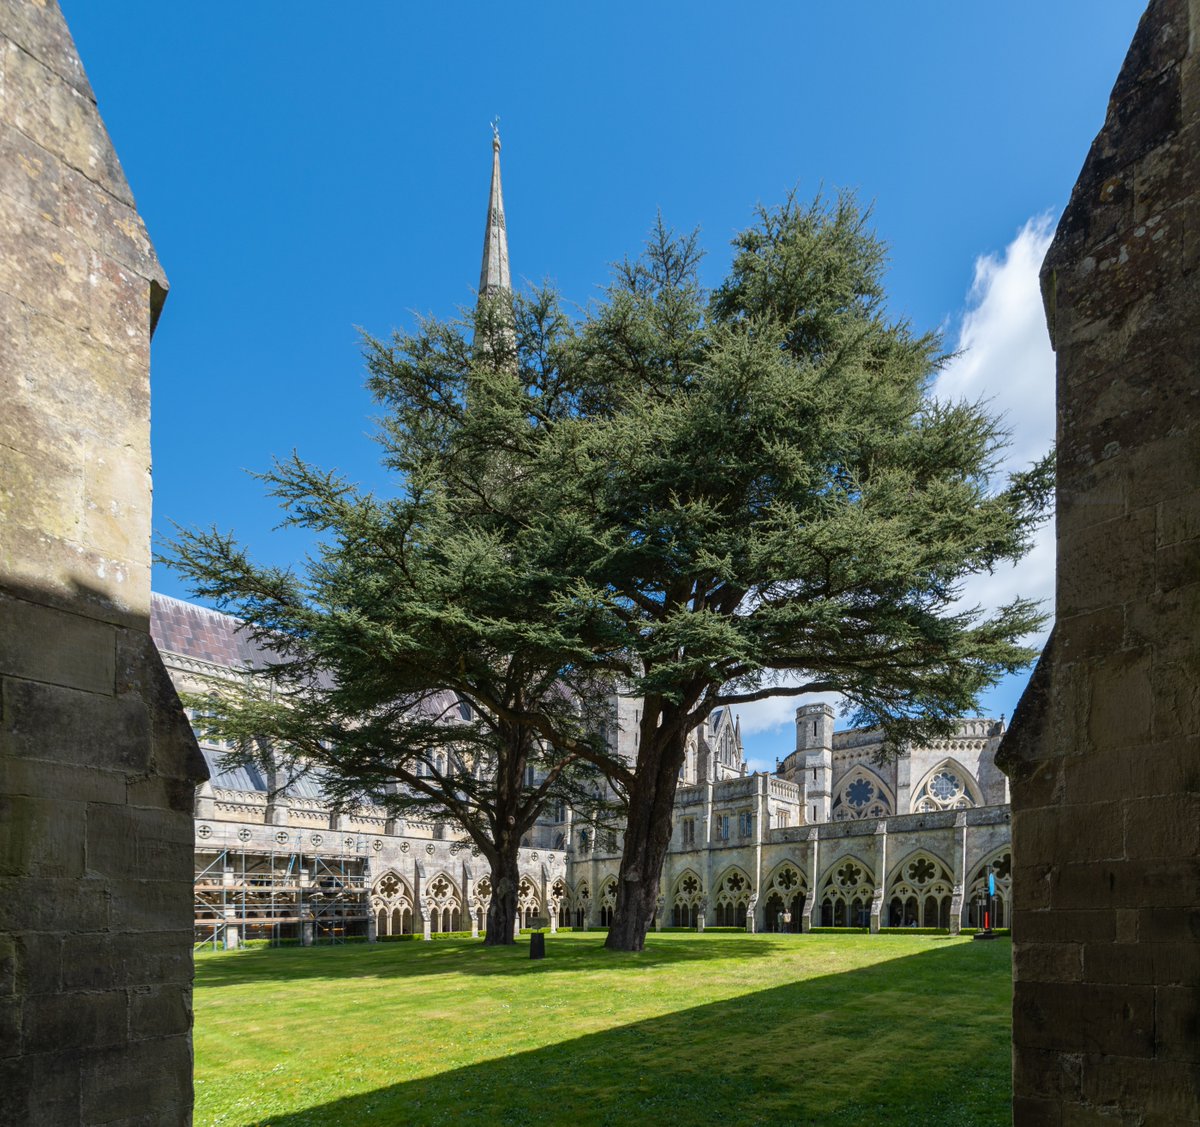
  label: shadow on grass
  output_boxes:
[195,932,781,989]
[230,939,1013,1127]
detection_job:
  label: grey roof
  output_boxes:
[200,747,266,793]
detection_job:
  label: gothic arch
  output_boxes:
[712,865,753,928]
[424,870,462,934]
[517,873,542,928]
[886,850,955,928]
[575,880,591,929]
[550,877,569,924]
[910,757,984,814]
[670,869,704,928]
[817,855,875,928]
[763,860,808,933]
[596,874,619,928]
[965,848,1012,928]
[371,869,414,936]
[831,765,895,821]
[470,873,493,932]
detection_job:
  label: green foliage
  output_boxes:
[168,186,1050,948]
[878,927,947,935]
[810,927,871,934]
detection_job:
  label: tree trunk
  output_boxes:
[483,839,521,946]
[483,721,528,946]
[605,725,686,952]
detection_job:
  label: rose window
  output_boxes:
[725,873,745,893]
[379,873,401,899]
[847,778,874,808]
[776,868,798,891]
[907,858,938,884]
[681,875,699,895]
[430,878,450,899]
[836,863,863,888]
[930,772,961,801]
[476,877,492,899]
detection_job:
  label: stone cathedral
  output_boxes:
[173,133,1014,950]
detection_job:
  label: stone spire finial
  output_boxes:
[479,120,511,300]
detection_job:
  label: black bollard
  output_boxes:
[530,931,546,959]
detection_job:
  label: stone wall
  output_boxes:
[0,2,206,1123]
[998,0,1200,1121]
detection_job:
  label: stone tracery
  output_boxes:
[763,863,807,932]
[831,767,893,821]
[819,858,875,927]
[671,870,704,927]
[424,872,462,933]
[886,852,954,928]
[966,850,1010,928]
[371,870,414,936]
[598,877,618,927]
[517,876,542,927]
[911,760,982,813]
[713,867,753,928]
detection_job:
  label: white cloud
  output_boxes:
[932,215,1057,642]
[933,214,1057,475]
[737,685,840,738]
[738,216,1058,769]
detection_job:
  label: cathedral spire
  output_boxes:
[478,121,511,300]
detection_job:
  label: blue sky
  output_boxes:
[62,1,1145,768]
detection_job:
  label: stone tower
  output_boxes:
[472,125,513,358]
[479,123,511,299]
[796,703,834,823]
[0,2,206,1121]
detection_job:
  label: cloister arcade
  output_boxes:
[712,866,752,928]
[671,870,703,928]
[762,862,807,932]
[597,877,618,927]
[818,857,876,927]
[965,850,1011,928]
[885,851,955,928]
[424,872,462,933]
[371,870,415,936]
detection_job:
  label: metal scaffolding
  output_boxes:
[194,842,371,950]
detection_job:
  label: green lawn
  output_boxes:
[194,932,1012,1126]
